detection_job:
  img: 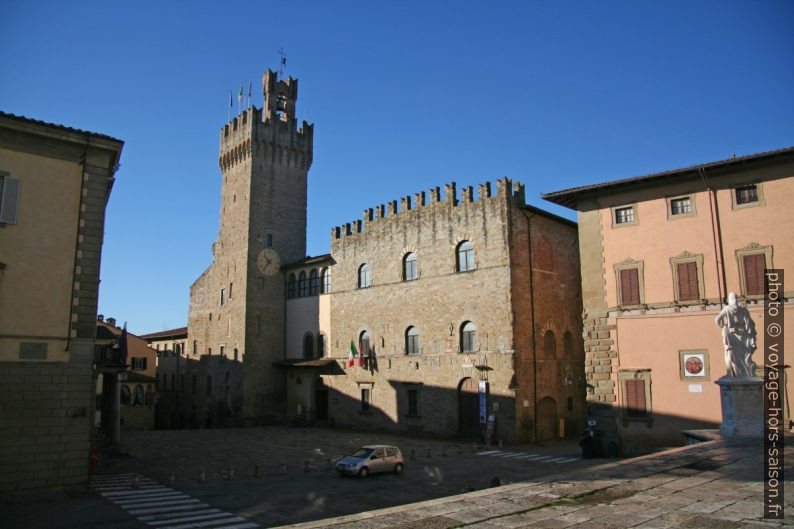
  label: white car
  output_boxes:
[335,445,404,478]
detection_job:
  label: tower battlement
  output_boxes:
[218,70,313,172]
[331,177,525,240]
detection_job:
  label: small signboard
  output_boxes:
[688,384,703,393]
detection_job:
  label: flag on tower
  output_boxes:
[248,79,252,107]
[347,340,359,367]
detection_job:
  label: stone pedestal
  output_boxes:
[715,376,763,437]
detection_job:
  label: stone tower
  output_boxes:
[187,70,313,424]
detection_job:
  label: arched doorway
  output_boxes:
[458,377,480,436]
[537,396,558,442]
[315,377,328,421]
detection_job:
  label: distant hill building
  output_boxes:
[0,112,123,491]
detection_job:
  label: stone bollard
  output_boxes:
[199,470,206,483]
[304,461,310,473]
[280,463,287,475]
[131,476,140,489]
[168,473,175,486]
[410,450,416,461]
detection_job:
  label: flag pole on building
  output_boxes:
[237,85,243,115]
[248,79,252,109]
[228,90,232,122]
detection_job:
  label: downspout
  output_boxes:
[699,168,727,306]
[519,209,538,443]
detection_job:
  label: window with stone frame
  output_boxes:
[735,184,759,205]
[742,253,766,296]
[460,321,477,353]
[309,269,319,295]
[614,206,635,224]
[619,370,653,426]
[361,388,371,412]
[675,261,699,301]
[670,196,692,216]
[358,263,371,288]
[321,267,331,293]
[359,330,372,357]
[618,267,641,306]
[403,252,418,281]
[457,241,475,272]
[405,326,420,355]
[298,271,308,297]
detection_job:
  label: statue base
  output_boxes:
[715,375,763,437]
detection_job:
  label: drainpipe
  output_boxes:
[699,168,728,306]
[519,209,538,443]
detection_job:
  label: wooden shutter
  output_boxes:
[676,261,699,301]
[625,379,646,417]
[620,268,640,306]
[0,176,20,224]
[743,254,766,295]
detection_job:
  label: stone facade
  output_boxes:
[187,71,313,424]
[281,180,584,443]
[0,112,123,491]
[543,147,794,454]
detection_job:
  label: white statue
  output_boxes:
[714,292,757,378]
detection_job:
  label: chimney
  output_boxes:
[97,314,104,322]
[106,317,116,327]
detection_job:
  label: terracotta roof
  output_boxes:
[282,254,334,270]
[0,110,122,143]
[542,145,794,209]
[139,326,188,340]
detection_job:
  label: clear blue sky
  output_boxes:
[2,1,792,334]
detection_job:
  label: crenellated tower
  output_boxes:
[188,69,313,425]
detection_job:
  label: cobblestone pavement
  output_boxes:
[283,434,794,529]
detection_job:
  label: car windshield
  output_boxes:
[351,448,374,458]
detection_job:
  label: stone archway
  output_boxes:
[458,377,480,436]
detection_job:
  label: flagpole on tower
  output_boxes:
[228,90,232,122]
[278,47,287,77]
[248,79,252,109]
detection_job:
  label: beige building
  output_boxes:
[187,70,585,442]
[96,317,157,431]
[0,111,123,490]
[543,146,794,454]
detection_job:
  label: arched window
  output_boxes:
[403,252,418,281]
[132,384,144,406]
[120,385,131,405]
[303,333,314,359]
[563,331,573,357]
[358,264,371,288]
[309,269,319,296]
[405,326,420,355]
[543,330,556,358]
[321,267,331,293]
[298,271,308,297]
[287,273,296,298]
[457,241,475,272]
[317,334,326,358]
[460,321,477,353]
[359,330,371,357]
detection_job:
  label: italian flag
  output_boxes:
[348,341,359,367]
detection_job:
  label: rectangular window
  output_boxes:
[676,261,699,301]
[406,334,419,354]
[0,174,20,224]
[131,357,147,370]
[743,253,766,296]
[407,389,419,416]
[614,206,635,225]
[193,340,197,355]
[670,197,692,216]
[266,233,273,248]
[220,345,225,358]
[361,388,371,412]
[625,379,647,418]
[619,268,641,306]
[735,184,758,205]
[206,376,212,396]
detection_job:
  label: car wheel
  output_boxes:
[394,463,403,475]
[358,466,369,478]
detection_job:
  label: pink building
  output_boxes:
[543,146,794,454]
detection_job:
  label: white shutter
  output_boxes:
[0,176,20,224]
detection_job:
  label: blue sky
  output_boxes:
[1,1,792,334]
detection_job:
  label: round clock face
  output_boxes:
[257,248,281,276]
